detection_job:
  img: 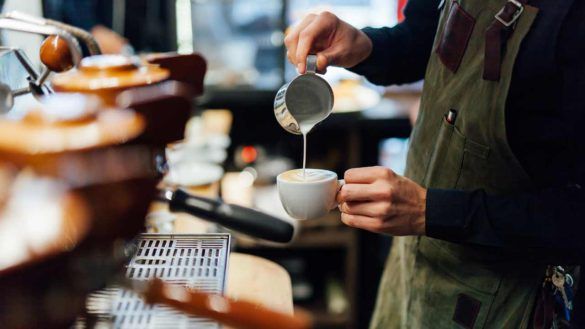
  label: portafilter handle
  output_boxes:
[161,189,296,243]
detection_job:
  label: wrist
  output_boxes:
[356,29,373,64]
[346,27,381,74]
[352,30,374,66]
[413,188,427,235]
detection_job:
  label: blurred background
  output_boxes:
[0,1,421,328]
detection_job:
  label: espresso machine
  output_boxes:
[0,12,310,329]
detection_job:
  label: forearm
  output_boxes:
[348,0,441,85]
[426,186,585,261]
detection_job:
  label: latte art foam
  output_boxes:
[280,169,336,183]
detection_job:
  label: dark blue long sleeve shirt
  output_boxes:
[42,0,111,31]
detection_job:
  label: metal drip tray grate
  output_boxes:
[80,234,230,329]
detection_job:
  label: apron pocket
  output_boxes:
[414,237,500,329]
[424,116,466,189]
[456,136,491,190]
[436,0,476,73]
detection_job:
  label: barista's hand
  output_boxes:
[337,166,427,236]
[91,25,129,54]
[284,11,373,74]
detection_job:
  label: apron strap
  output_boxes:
[483,0,528,81]
[532,284,555,329]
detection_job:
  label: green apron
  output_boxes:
[370,0,545,328]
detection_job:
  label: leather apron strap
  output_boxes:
[484,0,529,81]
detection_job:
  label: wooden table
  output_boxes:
[227,253,294,315]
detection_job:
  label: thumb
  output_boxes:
[316,44,344,71]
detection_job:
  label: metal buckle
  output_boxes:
[495,0,524,27]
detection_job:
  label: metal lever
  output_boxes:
[0,17,82,66]
[0,14,84,112]
[3,11,101,55]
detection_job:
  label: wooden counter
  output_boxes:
[227,253,294,315]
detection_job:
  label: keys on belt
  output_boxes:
[544,265,575,328]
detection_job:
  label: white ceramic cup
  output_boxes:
[277,169,344,220]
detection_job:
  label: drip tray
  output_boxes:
[78,234,230,329]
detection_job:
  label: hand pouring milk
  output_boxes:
[273,55,334,177]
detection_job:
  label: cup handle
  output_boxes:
[306,55,318,74]
[331,179,345,210]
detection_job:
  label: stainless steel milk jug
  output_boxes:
[273,55,334,135]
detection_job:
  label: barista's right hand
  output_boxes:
[284,12,373,74]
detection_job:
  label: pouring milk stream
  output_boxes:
[273,55,334,179]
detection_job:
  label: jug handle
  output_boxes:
[306,55,318,74]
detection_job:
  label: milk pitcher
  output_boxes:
[274,55,334,135]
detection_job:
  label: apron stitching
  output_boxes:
[479,273,504,328]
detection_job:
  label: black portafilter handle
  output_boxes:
[164,189,295,243]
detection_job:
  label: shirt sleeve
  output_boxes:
[63,0,100,31]
[347,0,441,86]
[426,186,585,256]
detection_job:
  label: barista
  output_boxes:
[285,0,585,328]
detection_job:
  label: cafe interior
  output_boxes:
[0,1,420,328]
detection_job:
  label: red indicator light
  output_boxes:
[241,146,258,163]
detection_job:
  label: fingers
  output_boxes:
[284,11,338,73]
[316,53,329,73]
[317,44,342,70]
[295,18,326,73]
[341,213,384,232]
[344,166,395,184]
[339,201,392,217]
[284,14,317,69]
[337,184,374,202]
[337,181,393,203]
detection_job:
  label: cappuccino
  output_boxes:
[279,169,336,183]
[277,169,343,220]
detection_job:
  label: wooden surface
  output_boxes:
[52,55,169,92]
[51,55,169,106]
[0,109,144,155]
[227,253,294,315]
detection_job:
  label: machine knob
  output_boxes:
[40,35,74,73]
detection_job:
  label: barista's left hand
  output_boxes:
[337,166,427,236]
